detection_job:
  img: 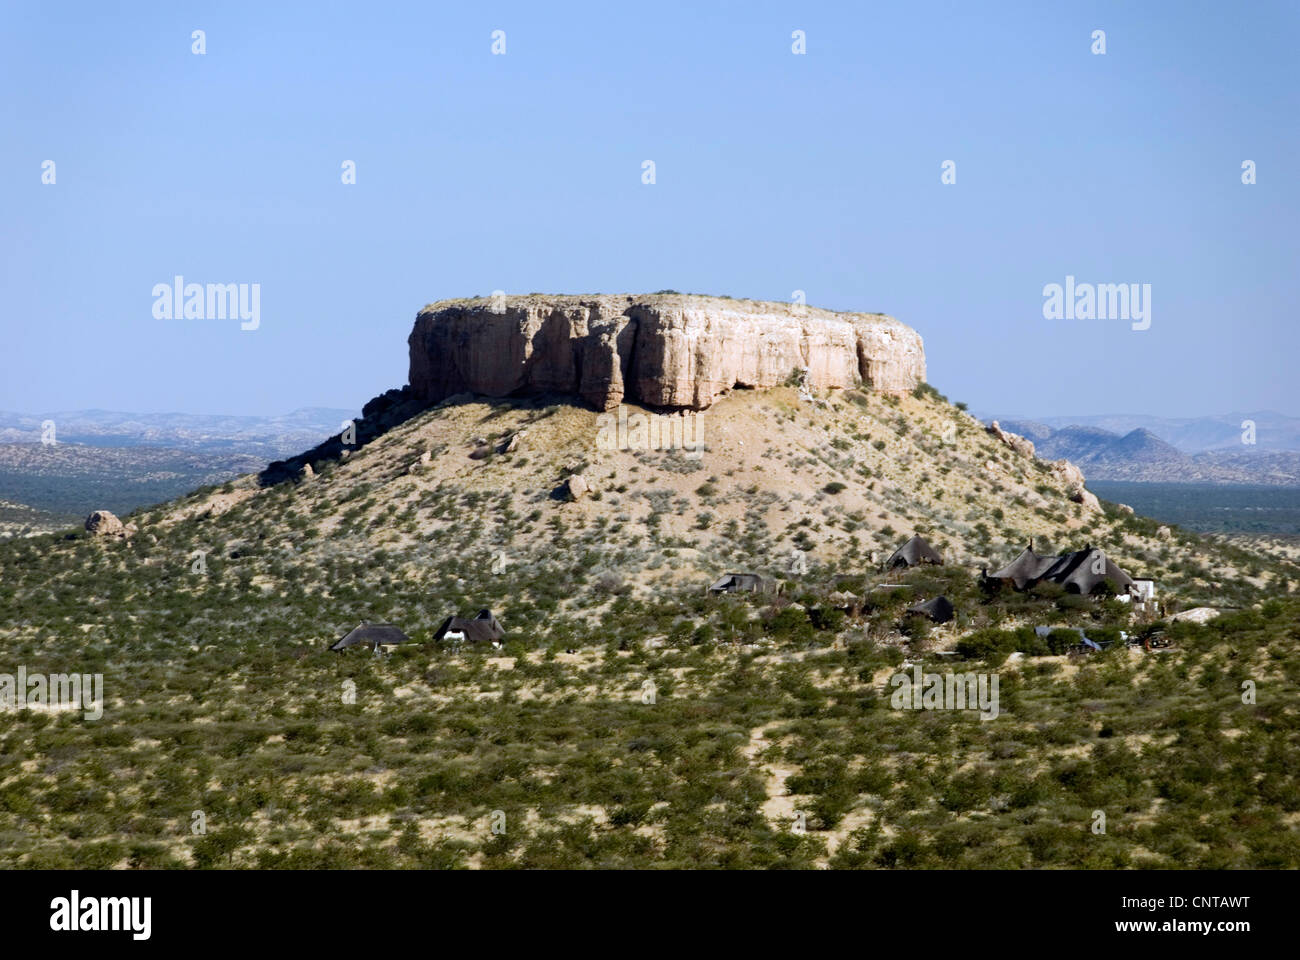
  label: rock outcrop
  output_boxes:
[259,386,427,486]
[1170,607,1218,624]
[987,420,1036,459]
[84,510,126,538]
[1048,459,1102,512]
[560,474,590,502]
[408,294,926,411]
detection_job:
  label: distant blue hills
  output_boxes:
[978,412,1300,485]
[982,411,1300,454]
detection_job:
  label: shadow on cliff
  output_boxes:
[258,386,429,486]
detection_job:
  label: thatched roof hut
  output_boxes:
[433,609,506,644]
[330,623,413,651]
[887,535,944,569]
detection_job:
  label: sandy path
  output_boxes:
[743,723,799,824]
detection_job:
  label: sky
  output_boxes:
[2,0,1297,419]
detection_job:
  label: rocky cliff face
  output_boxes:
[408,294,926,411]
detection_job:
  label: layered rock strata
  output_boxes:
[408,294,926,411]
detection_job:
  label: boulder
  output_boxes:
[1170,607,1219,624]
[561,474,590,502]
[987,420,1036,458]
[84,510,126,538]
[1068,484,1100,511]
[1050,459,1086,488]
[1047,459,1101,512]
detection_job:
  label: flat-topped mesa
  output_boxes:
[408,293,926,412]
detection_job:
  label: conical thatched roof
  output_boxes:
[906,595,955,624]
[887,535,943,569]
[433,609,506,644]
[989,543,1136,595]
[330,623,412,651]
[1040,548,1136,595]
[988,544,1061,590]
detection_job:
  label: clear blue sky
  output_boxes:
[3,0,1297,418]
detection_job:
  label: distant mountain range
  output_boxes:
[982,413,1300,486]
[0,407,357,457]
[990,411,1300,453]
